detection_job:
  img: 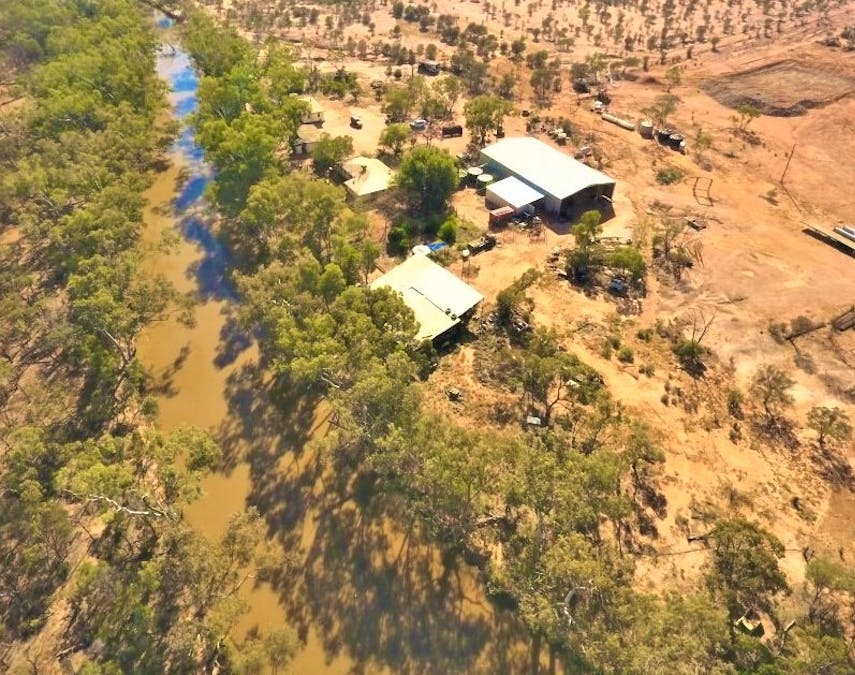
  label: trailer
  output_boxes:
[441,124,463,138]
[488,206,514,227]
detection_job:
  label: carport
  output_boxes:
[485,176,545,214]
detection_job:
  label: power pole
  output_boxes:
[780,143,796,185]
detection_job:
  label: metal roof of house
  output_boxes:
[297,95,324,113]
[480,137,615,201]
[342,156,393,197]
[369,254,483,341]
[486,176,545,209]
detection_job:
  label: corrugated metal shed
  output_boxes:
[480,137,615,201]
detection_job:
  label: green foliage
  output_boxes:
[396,145,458,213]
[567,210,605,281]
[437,216,458,244]
[387,226,409,255]
[750,364,795,423]
[496,269,538,327]
[572,209,603,248]
[806,406,852,449]
[656,166,684,185]
[606,246,647,281]
[617,346,635,363]
[665,65,682,90]
[637,328,653,341]
[736,102,761,131]
[17,7,840,673]
[180,12,251,77]
[379,122,411,155]
[311,133,353,176]
[673,338,708,374]
[643,93,680,127]
[705,519,789,626]
[463,94,512,145]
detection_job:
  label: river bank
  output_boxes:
[138,29,532,674]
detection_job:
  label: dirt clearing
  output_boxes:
[703,58,855,115]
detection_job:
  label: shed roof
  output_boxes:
[370,254,483,341]
[481,137,615,201]
[296,123,324,142]
[342,156,393,197]
[297,95,324,113]
[486,176,545,209]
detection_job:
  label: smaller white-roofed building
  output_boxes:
[296,95,324,124]
[486,176,545,213]
[370,255,484,342]
[292,123,324,156]
[342,156,393,199]
[480,137,616,217]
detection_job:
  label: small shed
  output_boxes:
[486,176,545,213]
[293,124,324,156]
[297,95,324,125]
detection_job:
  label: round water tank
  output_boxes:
[467,166,483,187]
[476,173,494,194]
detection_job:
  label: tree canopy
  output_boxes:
[395,145,458,213]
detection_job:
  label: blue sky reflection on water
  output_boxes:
[157,46,236,301]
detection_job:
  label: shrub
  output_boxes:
[437,217,458,244]
[617,346,634,363]
[727,388,744,418]
[387,226,409,255]
[608,335,621,349]
[637,328,653,342]
[656,167,684,185]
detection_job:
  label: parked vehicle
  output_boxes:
[410,118,427,131]
[441,124,463,138]
[466,233,497,255]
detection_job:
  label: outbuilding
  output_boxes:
[485,176,545,214]
[341,156,393,200]
[370,254,483,343]
[480,137,616,218]
[297,95,324,125]
[292,124,324,156]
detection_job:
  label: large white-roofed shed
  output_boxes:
[480,137,616,217]
[369,255,484,342]
[485,176,545,213]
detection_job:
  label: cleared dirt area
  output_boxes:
[703,58,855,115]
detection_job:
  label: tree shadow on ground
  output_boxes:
[810,444,855,490]
[750,416,800,452]
[216,364,534,674]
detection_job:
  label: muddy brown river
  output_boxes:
[137,34,533,674]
